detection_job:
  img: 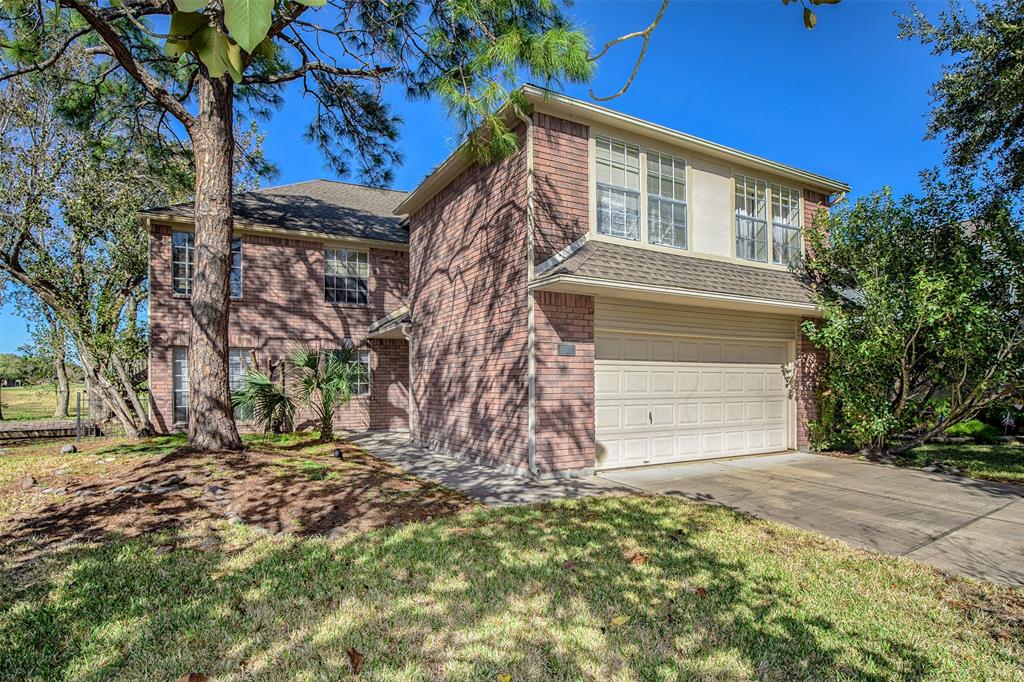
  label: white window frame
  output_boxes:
[734,175,803,266]
[590,133,692,251]
[171,231,242,297]
[770,184,802,267]
[325,248,370,306]
[646,150,688,250]
[228,348,254,420]
[734,175,769,263]
[172,347,188,424]
[336,341,371,396]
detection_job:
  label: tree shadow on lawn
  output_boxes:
[2,495,1000,681]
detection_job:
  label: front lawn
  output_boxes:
[1,437,1022,680]
[897,443,1024,485]
[0,383,88,421]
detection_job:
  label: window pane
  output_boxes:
[172,231,194,295]
[325,249,370,305]
[647,151,687,249]
[770,184,801,266]
[228,348,253,420]
[172,347,189,424]
[597,184,640,240]
[735,176,768,262]
[337,343,371,396]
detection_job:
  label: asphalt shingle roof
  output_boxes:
[538,240,813,305]
[143,179,409,244]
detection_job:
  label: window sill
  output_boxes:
[325,302,371,309]
[170,294,243,302]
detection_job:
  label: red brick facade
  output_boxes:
[148,224,409,433]
[534,112,589,265]
[406,129,530,471]
[534,291,595,472]
[795,317,825,450]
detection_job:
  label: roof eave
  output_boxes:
[531,273,821,317]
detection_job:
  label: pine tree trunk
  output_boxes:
[53,342,69,418]
[187,75,242,452]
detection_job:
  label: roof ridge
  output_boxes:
[255,178,409,194]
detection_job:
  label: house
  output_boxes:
[144,85,848,477]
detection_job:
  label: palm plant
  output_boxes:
[289,345,367,444]
[231,368,295,434]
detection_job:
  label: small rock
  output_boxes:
[73,489,97,497]
[949,467,962,475]
[204,485,226,496]
[153,484,183,494]
[40,487,68,495]
[922,465,939,472]
[53,467,71,476]
[20,476,36,490]
[332,448,344,459]
[156,474,186,487]
[60,444,77,454]
[155,544,175,555]
[133,483,153,494]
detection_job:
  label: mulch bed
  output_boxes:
[2,442,476,553]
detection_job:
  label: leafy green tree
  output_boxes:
[801,171,1024,455]
[900,0,1024,193]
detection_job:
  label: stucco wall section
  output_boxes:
[535,291,595,472]
[148,224,409,434]
[407,134,529,470]
[533,112,589,266]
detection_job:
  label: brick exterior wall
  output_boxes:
[795,317,825,450]
[533,112,589,266]
[407,130,529,471]
[148,224,409,434]
[534,291,595,472]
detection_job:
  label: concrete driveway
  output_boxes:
[599,452,1024,586]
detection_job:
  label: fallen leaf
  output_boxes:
[177,675,208,682]
[693,587,707,598]
[626,551,647,566]
[562,560,577,571]
[496,675,512,682]
[347,646,365,674]
[610,614,630,627]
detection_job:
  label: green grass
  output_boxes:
[0,383,88,421]
[899,443,1024,485]
[2,493,1022,680]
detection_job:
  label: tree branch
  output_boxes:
[588,0,669,102]
[241,62,394,85]
[59,0,196,129]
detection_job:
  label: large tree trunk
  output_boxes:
[53,340,69,418]
[187,75,242,451]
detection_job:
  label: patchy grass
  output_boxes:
[898,443,1024,485]
[0,383,88,421]
[1,495,1022,681]
[1,436,1022,680]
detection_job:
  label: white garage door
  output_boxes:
[595,334,791,470]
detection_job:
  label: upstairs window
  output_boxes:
[172,231,194,294]
[771,184,802,267]
[647,151,688,249]
[735,175,769,263]
[325,248,369,305]
[171,231,242,298]
[595,136,641,241]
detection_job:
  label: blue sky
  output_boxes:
[0,0,948,353]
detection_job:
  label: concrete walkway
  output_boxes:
[600,452,1024,586]
[347,431,631,505]
[352,432,1024,586]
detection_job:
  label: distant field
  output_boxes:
[0,383,89,421]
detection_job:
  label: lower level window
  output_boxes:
[172,347,188,424]
[229,348,253,420]
[334,342,371,396]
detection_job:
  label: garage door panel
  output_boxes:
[595,333,792,470]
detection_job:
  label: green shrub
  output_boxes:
[945,419,1001,444]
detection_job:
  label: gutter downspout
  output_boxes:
[517,110,539,478]
[400,321,415,440]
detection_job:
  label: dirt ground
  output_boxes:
[2,439,476,555]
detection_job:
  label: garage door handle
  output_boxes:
[649,411,653,424]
